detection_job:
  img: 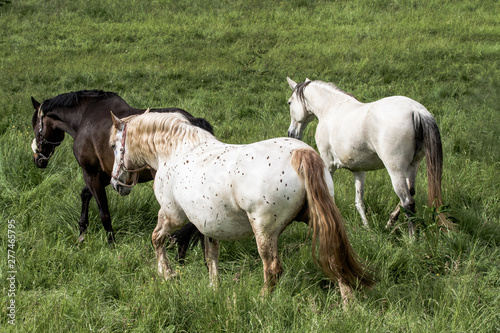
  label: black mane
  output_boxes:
[41,90,118,113]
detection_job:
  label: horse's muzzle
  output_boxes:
[33,154,49,168]
[111,178,132,196]
[287,129,302,140]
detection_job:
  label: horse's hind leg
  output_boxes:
[338,278,354,308]
[78,186,93,243]
[386,203,401,230]
[406,160,419,197]
[388,172,416,238]
[386,164,419,231]
[204,236,220,289]
[255,232,282,296]
[353,171,369,227]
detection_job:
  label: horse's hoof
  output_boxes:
[385,220,395,229]
[107,232,116,244]
[78,234,85,244]
[160,268,178,281]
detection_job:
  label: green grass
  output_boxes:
[1,0,499,331]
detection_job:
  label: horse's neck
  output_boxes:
[306,85,361,119]
[50,97,130,138]
[134,128,219,172]
[47,107,83,138]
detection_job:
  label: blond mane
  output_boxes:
[110,112,215,165]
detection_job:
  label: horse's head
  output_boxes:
[109,111,149,196]
[31,97,65,168]
[286,77,315,140]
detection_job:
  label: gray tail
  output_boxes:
[415,111,454,229]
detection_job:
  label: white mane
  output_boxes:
[311,80,359,102]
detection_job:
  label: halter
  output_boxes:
[34,105,64,162]
[111,124,149,188]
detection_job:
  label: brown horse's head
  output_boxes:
[31,97,65,168]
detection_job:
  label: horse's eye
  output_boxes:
[111,144,116,150]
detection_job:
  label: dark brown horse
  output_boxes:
[31,90,205,257]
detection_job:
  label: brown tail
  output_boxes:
[291,148,375,289]
[418,112,455,230]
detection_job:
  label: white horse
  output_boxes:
[287,77,451,237]
[109,111,374,303]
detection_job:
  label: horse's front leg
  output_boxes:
[204,236,220,289]
[83,171,115,243]
[353,171,369,227]
[153,209,183,280]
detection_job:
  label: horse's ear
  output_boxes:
[110,111,124,129]
[144,108,150,114]
[31,97,41,111]
[287,77,297,90]
[305,78,311,83]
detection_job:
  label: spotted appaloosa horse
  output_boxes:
[287,78,452,237]
[31,90,208,256]
[109,111,374,303]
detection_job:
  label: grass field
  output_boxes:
[1,0,499,332]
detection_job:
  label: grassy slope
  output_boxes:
[1,0,499,332]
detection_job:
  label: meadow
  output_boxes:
[1,0,499,331]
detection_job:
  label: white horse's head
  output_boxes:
[109,111,144,196]
[286,77,315,140]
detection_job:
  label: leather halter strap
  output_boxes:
[111,124,149,188]
[34,105,64,161]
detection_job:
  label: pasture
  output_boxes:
[1,0,499,331]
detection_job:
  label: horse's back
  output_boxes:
[156,138,312,240]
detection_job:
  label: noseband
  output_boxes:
[111,124,149,188]
[34,106,63,162]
